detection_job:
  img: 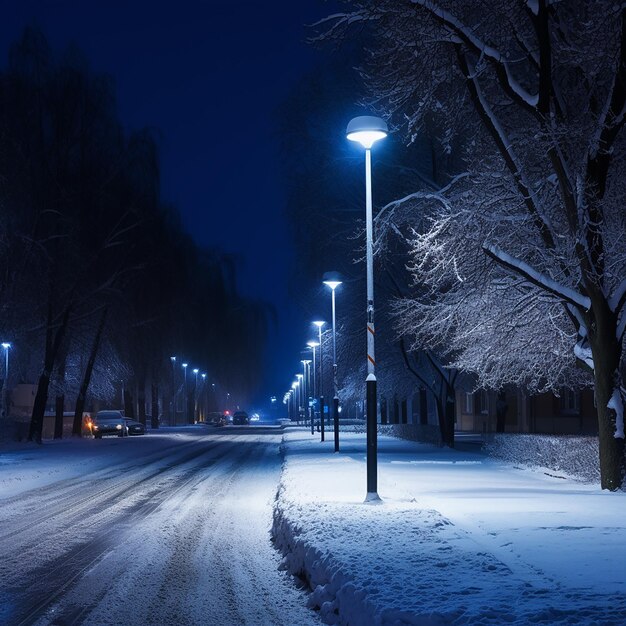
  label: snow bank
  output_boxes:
[272,430,626,625]
[484,433,600,483]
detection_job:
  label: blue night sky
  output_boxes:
[0,0,338,401]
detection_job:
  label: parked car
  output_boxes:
[206,412,227,427]
[124,418,146,435]
[92,410,128,438]
[232,411,249,425]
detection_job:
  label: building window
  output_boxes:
[464,393,473,414]
[560,389,580,415]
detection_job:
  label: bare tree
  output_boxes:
[321,1,626,489]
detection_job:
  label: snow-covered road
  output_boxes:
[0,426,318,626]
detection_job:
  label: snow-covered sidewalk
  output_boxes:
[272,430,626,625]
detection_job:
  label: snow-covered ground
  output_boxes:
[273,430,626,625]
[0,426,318,625]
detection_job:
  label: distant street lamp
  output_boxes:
[323,276,342,452]
[307,340,320,434]
[192,368,199,422]
[182,363,188,424]
[201,373,206,421]
[170,356,177,425]
[313,321,326,435]
[301,359,312,434]
[2,342,11,418]
[295,374,303,423]
[347,114,388,501]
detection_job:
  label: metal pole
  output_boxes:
[4,346,9,419]
[183,367,187,424]
[365,147,379,501]
[311,347,317,432]
[332,288,339,452]
[318,325,325,441]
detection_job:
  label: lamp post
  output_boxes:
[201,373,206,421]
[1,342,10,419]
[182,363,188,424]
[192,368,199,422]
[295,374,303,423]
[170,356,177,425]
[301,359,312,434]
[323,277,342,452]
[313,321,326,437]
[308,338,321,438]
[347,114,388,502]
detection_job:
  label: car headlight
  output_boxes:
[93,425,99,430]
[116,424,122,430]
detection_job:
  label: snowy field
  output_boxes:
[273,430,626,625]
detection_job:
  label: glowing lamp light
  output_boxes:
[193,368,199,374]
[307,341,319,348]
[182,362,188,368]
[323,280,341,291]
[346,116,388,149]
[1,343,11,350]
[313,321,325,329]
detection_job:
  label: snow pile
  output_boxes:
[484,433,599,483]
[273,430,626,625]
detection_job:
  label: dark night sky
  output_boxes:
[0,0,338,403]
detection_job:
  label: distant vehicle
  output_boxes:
[124,418,146,435]
[249,412,260,423]
[232,411,249,425]
[206,412,227,427]
[92,410,128,438]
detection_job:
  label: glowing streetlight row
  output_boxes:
[169,355,227,424]
[281,114,387,503]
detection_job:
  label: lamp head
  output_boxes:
[307,341,319,348]
[296,374,303,380]
[201,373,206,379]
[193,368,199,374]
[346,115,388,149]
[312,320,325,329]
[182,363,188,368]
[1,343,11,350]
[170,355,176,362]
[323,280,342,291]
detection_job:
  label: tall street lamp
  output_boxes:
[301,359,312,434]
[323,276,342,452]
[308,336,322,440]
[170,356,177,425]
[2,342,11,418]
[347,115,388,501]
[193,368,199,423]
[201,373,206,421]
[295,374,303,423]
[313,321,326,436]
[182,362,188,424]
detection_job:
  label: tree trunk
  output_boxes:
[73,308,107,436]
[380,398,388,424]
[29,305,72,443]
[401,399,408,424]
[151,382,159,428]
[588,302,625,490]
[54,394,65,439]
[137,369,147,426]
[496,391,508,434]
[124,388,135,419]
[419,387,428,425]
[436,385,456,448]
